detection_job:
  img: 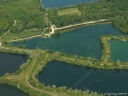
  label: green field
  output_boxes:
[58,8,81,16]
[0,0,46,35]
[1,28,42,42]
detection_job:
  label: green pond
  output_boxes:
[110,40,128,62]
[0,85,29,96]
[0,53,27,76]
[38,61,128,94]
[12,24,124,59]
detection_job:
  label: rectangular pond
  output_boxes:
[12,24,124,59]
[0,53,27,76]
[110,40,128,62]
[0,85,29,96]
[42,0,97,8]
[38,61,128,94]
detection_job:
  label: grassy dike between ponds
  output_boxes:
[1,22,128,95]
[1,0,128,95]
[100,35,128,69]
[52,35,128,70]
[1,19,110,43]
[0,46,57,96]
[0,45,103,96]
[54,19,110,35]
[1,25,128,95]
[19,36,128,96]
[0,19,128,95]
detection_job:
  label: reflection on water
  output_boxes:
[38,61,128,93]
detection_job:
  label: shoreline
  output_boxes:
[7,19,109,42]
[7,35,42,43]
[44,19,109,37]
[55,19,109,30]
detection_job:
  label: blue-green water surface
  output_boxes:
[0,53,27,76]
[110,40,128,62]
[42,0,97,8]
[38,61,128,94]
[0,85,29,96]
[12,24,123,59]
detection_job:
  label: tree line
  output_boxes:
[47,0,128,33]
[0,0,47,35]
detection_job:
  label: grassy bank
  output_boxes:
[54,20,110,35]
[0,46,104,96]
[1,28,42,42]
[0,0,46,35]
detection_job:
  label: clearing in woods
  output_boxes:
[58,8,81,16]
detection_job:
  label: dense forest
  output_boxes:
[0,0,128,35]
[47,0,128,33]
[0,0,46,35]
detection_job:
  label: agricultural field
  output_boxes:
[58,8,81,16]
